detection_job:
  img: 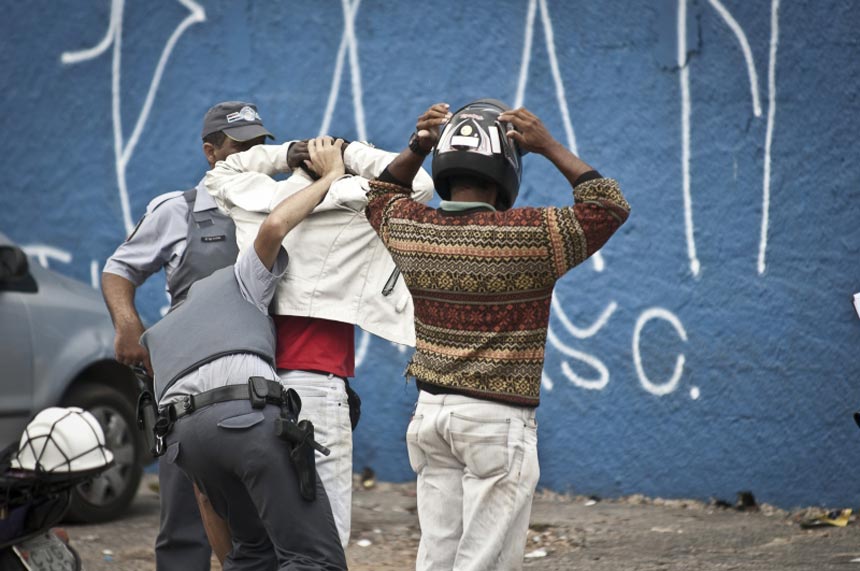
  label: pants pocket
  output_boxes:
[288,386,331,442]
[216,411,266,430]
[449,413,510,478]
[405,415,427,474]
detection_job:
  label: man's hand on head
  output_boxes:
[415,103,452,153]
[290,138,351,179]
[498,107,561,156]
[287,140,310,171]
[500,107,594,186]
[307,137,347,180]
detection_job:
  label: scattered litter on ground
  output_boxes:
[650,527,682,534]
[360,467,376,489]
[736,491,759,512]
[524,548,547,558]
[799,508,853,529]
[711,498,734,509]
[66,474,859,571]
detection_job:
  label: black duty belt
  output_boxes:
[166,377,285,420]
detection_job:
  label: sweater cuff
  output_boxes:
[573,170,603,186]
[367,179,412,197]
[376,167,411,188]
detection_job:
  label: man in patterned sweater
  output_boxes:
[364,100,630,571]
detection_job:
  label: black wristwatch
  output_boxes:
[408,132,431,157]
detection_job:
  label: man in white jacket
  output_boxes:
[205,136,434,547]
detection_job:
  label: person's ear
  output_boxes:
[203,142,216,166]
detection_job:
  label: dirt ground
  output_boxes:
[64,474,860,570]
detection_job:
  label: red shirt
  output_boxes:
[274,316,355,378]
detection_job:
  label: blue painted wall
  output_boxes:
[2,0,858,508]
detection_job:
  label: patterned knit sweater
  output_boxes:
[365,177,630,406]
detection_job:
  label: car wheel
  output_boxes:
[62,383,143,523]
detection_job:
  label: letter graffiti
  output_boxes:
[318,0,367,142]
[543,299,691,399]
[60,0,207,236]
[544,293,617,391]
[514,0,605,272]
[677,0,780,277]
[632,308,689,397]
[22,244,72,269]
[23,245,103,291]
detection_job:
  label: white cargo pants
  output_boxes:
[406,390,540,571]
[278,370,354,549]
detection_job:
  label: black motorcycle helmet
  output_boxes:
[431,99,523,210]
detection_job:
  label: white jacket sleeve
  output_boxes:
[344,142,434,204]
[205,142,303,214]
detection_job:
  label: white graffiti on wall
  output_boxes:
[543,292,693,399]
[514,0,605,273]
[90,260,100,290]
[536,0,779,400]
[760,0,781,276]
[318,0,367,142]
[22,245,72,269]
[546,294,616,391]
[45,1,782,399]
[678,0,781,277]
[632,308,689,397]
[22,245,102,291]
[60,0,206,236]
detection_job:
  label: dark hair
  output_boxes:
[202,131,227,147]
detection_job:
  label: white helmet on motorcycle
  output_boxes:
[11,407,114,474]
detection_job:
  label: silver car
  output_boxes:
[0,232,145,522]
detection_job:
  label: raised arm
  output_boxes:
[377,103,451,187]
[498,107,594,188]
[205,141,306,215]
[499,107,629,273]
[254,138,346,269]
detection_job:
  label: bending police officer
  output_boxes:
[102,101,273,570]
[142,136,348,571]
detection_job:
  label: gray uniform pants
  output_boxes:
[164,400,346,571]
[156,445,212,570]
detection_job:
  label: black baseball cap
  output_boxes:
[201,101,275,142]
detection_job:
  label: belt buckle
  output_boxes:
[181,394,195,414]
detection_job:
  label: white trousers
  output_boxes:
[278,370,353,549]
[406,391,540,571]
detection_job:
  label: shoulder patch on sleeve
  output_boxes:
[145,190,185,214]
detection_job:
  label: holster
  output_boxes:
[136,389,161,457]
[344,379,361,431]
[274,388,329,501]
[289,420,318,501]
[133,367,167,457]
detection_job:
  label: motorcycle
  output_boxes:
[0,407,115,570]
